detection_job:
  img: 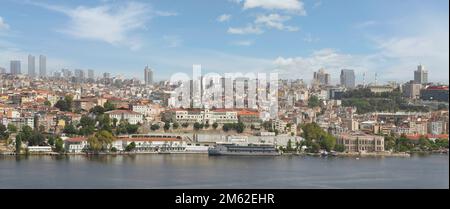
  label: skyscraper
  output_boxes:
[28,55,35,78]
[313,68,330,86]
[144,66,154,85]
[39,55,46,78]
[340,69,355,89]
[88,69,95,81]
[414,64,428,84]
[10,60,21,75]
[74,69,85,83]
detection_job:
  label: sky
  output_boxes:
[0,0,448,84]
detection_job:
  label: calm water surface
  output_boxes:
[0,154,448,189]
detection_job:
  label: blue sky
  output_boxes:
[0,0,448,84]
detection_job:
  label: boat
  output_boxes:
[208,142,280,156]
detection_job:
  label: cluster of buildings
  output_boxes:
[0,60,448,154]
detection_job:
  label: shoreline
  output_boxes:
[2,151,448,157]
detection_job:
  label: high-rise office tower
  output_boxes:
[74,69,85,83]
[39,55,46,78]
[28,55,35,78]
[10,60,21,75]
[414,64,428,84]
[144,66,154,85]
[313,68,330,86]
[340,69,355,89]
[88,69,94,81]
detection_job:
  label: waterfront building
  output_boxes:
[28,55,35,78]
[340,69,355,89]
[64,137,88,153]
[10,60,21,75]
[39,55,46,78]
[414,64,428,84]
[337,132,385,152]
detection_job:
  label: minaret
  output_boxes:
[362,72,366,87]
[375,72,378,86]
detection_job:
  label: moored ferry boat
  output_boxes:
[208,142,280,156]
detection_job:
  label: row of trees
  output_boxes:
[341,88,429,114]
[300,123,338,152]
[384,134,449,152]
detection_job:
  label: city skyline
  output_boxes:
[0,0,448,83]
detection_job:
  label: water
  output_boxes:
[0,154,448,189]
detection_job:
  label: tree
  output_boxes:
[204,122,210,129]
[222,123,232,132]
[172,122,179,129]
[78,116,96,136]
[334,144,345,152]
[182,123,189,128]
[90,105,105,116]
[151,124,160,131]
[54,137,64,153]
[418,136,431,151]
[87,136,102,152]
[28,131,45,146]
[63,123,77,135]
[47,136,55,146]
[54,95,73,112]
[212,122,218,129]
[103,101,116,111]
[125,142,136,152]
[88,130,115,152]
[320,134,336,152]
[309,142,320,153]
[235,122,245,133]
[44,100,52,107]
[112,118,118,128]
[286,139,293,152]
[0,123,9,140]
[164,122,170,131]
[15,135,22,154]
[384,135,396,151]
[308,95,320,108]
[7,123,17,133]
[193,122,202,131]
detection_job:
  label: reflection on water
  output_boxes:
[0,154,448,189]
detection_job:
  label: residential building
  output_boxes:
[105,110,143,125]
[402,81,422,99]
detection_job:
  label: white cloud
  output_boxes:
[254,13,299,31]
[163,35,183,48]
[155,11,178,17]
[273,49,373,84]
[228,25,263,34]
[0,16,10,31]
[231,40,254,46]
[217,14,232,22]
[355,20,378,29]
[242,0,306,16]
[303,33,319,43]
[29,1,174,50]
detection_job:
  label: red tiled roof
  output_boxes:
[406,134,449,140]
[66,137,87,143]
[105,110,141,115]
[119,137,181,142]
